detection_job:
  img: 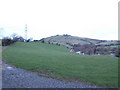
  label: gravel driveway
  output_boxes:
[2,61,99,88]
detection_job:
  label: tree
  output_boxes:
[2,37,14,46]
[40,38,45,43]
[48,41,50,44]
[42,40,44,43]
[114,48,120,57]
[10,33,25,42]
[26,37,33,42]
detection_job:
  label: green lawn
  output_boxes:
[2,42,118,87]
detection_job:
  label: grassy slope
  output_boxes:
[3,42,118,87]
[43,35,118,46]
[44,35,100,46]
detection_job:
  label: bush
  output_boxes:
[115,48,120,57]
[2,37,14,46]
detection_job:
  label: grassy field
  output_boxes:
[2,42,118,87]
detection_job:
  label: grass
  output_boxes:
[2,42,118,87]
[0,39,2,46]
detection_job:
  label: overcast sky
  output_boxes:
[0,0,119,40]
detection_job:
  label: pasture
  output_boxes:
[2,42,118,87]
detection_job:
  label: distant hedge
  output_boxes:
[2,33,25,46]
[2,38,15,46]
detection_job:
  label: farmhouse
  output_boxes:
[76,51,81,54]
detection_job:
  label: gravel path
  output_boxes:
[2,61,99,88]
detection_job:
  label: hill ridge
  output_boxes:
[40,34,118,48]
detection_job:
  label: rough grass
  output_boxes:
[2,42,118,87]
[43,35,118,46]
[44,35,100,46]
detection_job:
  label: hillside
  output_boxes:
[3,42,118,87]
[40,34,118,48]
